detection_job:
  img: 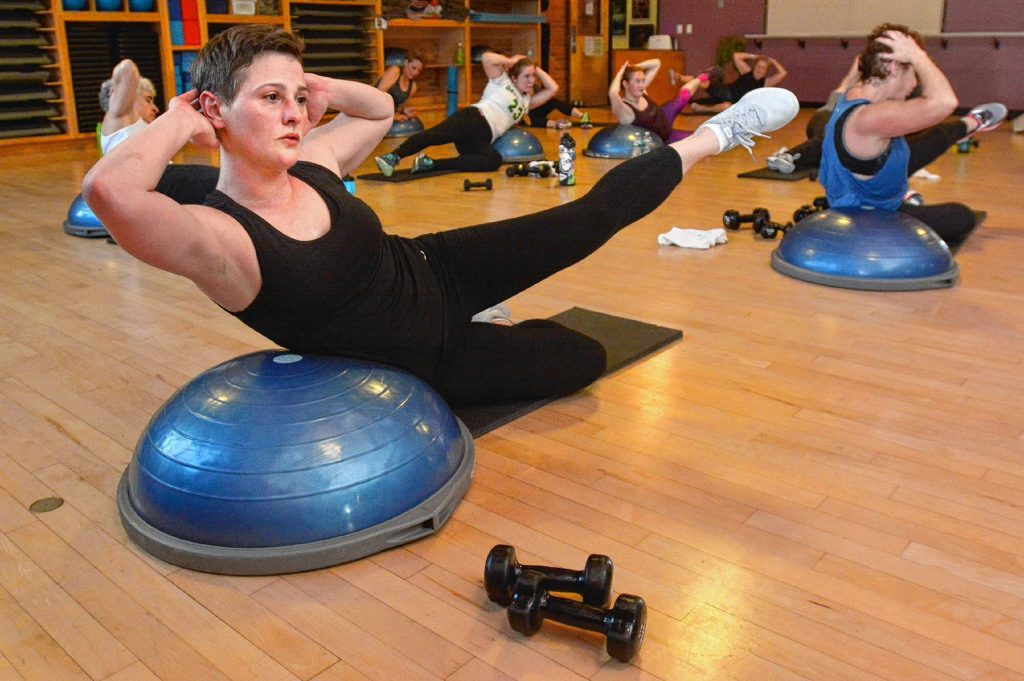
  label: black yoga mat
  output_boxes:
[454,307,683,437]
[358,168,463,183]
[738,167,816,181]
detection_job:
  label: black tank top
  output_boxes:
[203,161,446,377]
[625,95,672,143]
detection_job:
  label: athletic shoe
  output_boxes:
[695,87,800,157]
[766,147,798,174]
[375,152,399,177]
[411,153,435,174]
[471,303,512,325]
[902,190,925,207]
[964,102,1008,137]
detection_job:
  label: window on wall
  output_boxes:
[765,0,944,35]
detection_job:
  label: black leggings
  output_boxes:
[156,164,220,205]
[792,115,968,175]
[392,107,503,172]
[527,97,575,128]
[416,145,683,405]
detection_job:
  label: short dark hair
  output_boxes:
[859,23,923,82]
[191,25,304,103]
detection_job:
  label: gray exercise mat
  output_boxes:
[738,166,816,181]
[454,307,683,437]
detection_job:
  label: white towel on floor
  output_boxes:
[657,227,728,249]
[911,167,941,181]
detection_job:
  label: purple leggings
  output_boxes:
[657,90,694,143]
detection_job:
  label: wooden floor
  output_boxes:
[2,109,1024,680]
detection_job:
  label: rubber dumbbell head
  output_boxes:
[484,544,613,607]
[756,220,791,240]
[507,570,646,663]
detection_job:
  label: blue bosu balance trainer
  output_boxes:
[771,207,959,291]
[383,47,408,68]
[385,117,425,138]
[494,127,545,163]
[583,124,665,159]
[117,351,475,575]
[63,193,109,238]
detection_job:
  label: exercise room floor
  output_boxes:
[1,108,1023,680]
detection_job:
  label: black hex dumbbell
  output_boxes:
[507,570,646,663]
[485,544,613,607]
[793,195,829,223]
[464,178,493,191]
[723,207,769,230]
[755,219,791,240]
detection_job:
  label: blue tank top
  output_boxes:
[819,95,909,211]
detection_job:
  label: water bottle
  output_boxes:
[454,42,464,66]
[558,132,576,186]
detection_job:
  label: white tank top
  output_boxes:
[100,118,148,155]
[472,73,531,142]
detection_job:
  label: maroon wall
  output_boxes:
[659,0,1024,110]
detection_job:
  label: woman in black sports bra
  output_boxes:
[83,24,798,406]
[376,53,423,122]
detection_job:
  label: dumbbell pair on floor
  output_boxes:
[484,544,646,663]
[722,207,791,240]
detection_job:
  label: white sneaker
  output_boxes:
[696,87,800,157]
[959,102,1008,142]
[766,147,798,174]
[471,303,513,325]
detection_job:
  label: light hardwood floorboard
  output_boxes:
[0,109,1022,678]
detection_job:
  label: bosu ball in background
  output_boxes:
[63,193,108,238]
[494,127,545,163]
[583,124,665,159]
[771,208,959,291]
[117,351,475,575]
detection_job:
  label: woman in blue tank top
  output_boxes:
[819,24,983,250]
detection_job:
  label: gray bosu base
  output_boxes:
[62,220,108,238]
[117,420,476,575]
[771,249,959,291]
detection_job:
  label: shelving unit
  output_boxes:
[0,0,67,141]
[0,0,381,146]
[0,0,540,146]
[376,0,540,114]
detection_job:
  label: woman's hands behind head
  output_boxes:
[171,90,219,150]
[303,72,331,133]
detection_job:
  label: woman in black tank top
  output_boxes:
[82,24,799,406]
[376,54,422,121]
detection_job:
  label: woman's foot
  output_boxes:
[696,88,800,156]
[411,153,435,173]
[375,152,400,176]
[959,102,1008,141]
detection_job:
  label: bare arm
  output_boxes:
[634,58,661,88]
[764,57,787,87]
[375,65,400,93]
[481,51,522,80]
[528,65,558,109]
[608,61,635,124]
[732,51,756,74]
[299,73,395,176]
[848,32,957,145]
[84,91,249,303]
[102,59,141,135]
